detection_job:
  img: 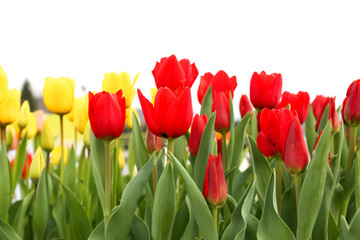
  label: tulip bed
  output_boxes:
[0,57,360,240]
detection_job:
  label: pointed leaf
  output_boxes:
[0,142,10,221]
[230,113,251,169]
[305,105,316,155]
[130,215,150,240]
[33,170,49,240]
[132,112,148,169]
[0,218,21,240]
[200,85,213,119]
[11,136,28,194]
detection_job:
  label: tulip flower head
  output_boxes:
[51,145,69,166]
[20,112,37,139]
[34,110,45,133]
[29,147,45,184]
[17,100,30,130]
[197,72,214,104]
[203,154,227,208]
[0,89,21,127]
[83,121,91,148]
[312,95,328,119]
[88,90,126,141]
[0,65,8,103]
[342,80,360,126]
[10,152,32,180]
[73,97,88,134]
[239,94,253,118]
[212,92,230,134]
[277,91,310,124]
[189,114,208,156]
[250,71,282,110]
[125,107,140,130]
[41,120,54,153]
[43,77,75,115]
[315,97,341,132]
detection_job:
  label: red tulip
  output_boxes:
[146,128,163,154]
[239,94,253,118]
[152,55,198,94]
[283,116,309,175]
[312,130,332,168]
[312,95,328,119]
[10,152,32,179]
[212,92,230,134]
[277,91,310,124]
[250,71,282,110]
[257,108,296,159]
[197,72,214,104]
[189,114,208,156]
[88,90,126,141]
[315,97,341,132]
[203,154,227,208]
[138,87,193,138]
[342,79,360,126]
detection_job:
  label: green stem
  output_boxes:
[104,141,111,237]
[276,159,283,213]
[46,151,50,172]
[167,138,175,156]
[346,126,357,177]
[0,126,6,145]
[60,115,65,183]
[294,174,302,216]
[221,133,227,172]
[74,126,77,151]
[212,207,219,234]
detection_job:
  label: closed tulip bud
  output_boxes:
[88,90,126,141]
[83,121,91,148]
[73,98,88,134]
[66,97,83,122]
[17,100,30,130]
[33,110,45,133]
[41,120,54,153]
[203,154,227,208]
[51,145,68,166]
[102,72,139,108]
[189,114,208,156]
[146,128,163,154]
[43,77,75,115]
[0,89,21,127]
[277,91,310,124]
[239,94,253,118]
[312,95,328,119]
[0,66,8,103]
[29,147,45,184]
[283,117,309,175]
[342,80,360,126]
[118,148,125,170]
[197,73,214,104]
[212,92,230,134]
[6,126,14,150]
[125,107,140,130]
[250,71,282,110]
[315,97,341,132]
[20,112,37,139]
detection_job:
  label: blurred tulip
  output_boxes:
[43,77,75,115]
[66,97,84,122]
[102,72,139,108]
[6,125,18,150]
[10,152,32,179]
[33,110,45,133]
[277,91,310,124]
[17,100,30,130]
[73,98,88,134]
[189,114,208,156]
[0,89,21,127]
[197,72,214,104]
[29,147,45,184]
[0,65,8,103]
[312,95,328,119]
[41,120,54,153]
[88,90,126,141]
[152,55,198,94]
[239,94,253,118]
[118,148,125,170]
[203,154,227,208]
[83,121,91,148]
[315,97,341,132]
[257,108,296,159]
[138,87,193,138]
[250,71,282,110]
[342,80,360,126]
[212,92,230,134]
[51,145,68,166]
[20,112,37,139]
[125,107,140,130]
[283,116,309,175]
[146,128,163,154]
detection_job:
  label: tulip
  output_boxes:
[0,89,21,127]
[73,98,88,134]
[312,95,328,119]
[20,112,37,139]
[125,107,140,130]
[17,100,30,130]
[138,87,193,138]
[118,148,125,170]
[0,65,8,103]
[315,97,340,132]
[257,108,296,159]
[250,71,282,110]
[10,152,32,180]
[88,90,126,141]
[212,92,230,134]
[203,154,227,208]
[189,114,208,156]
[152,55,198,94]
[102,72,139,108]
[277,91,310,124]
[66,97,84,122]
[197,72,214,104]
[43,77,75,115]
[51,145,68,166]
[342,80,360,126]
[146,129,163,154]
[239,94,253,118]
[83,121,91,148]
[33,110,45,133]
[29,147,45,184]
[41,120,54,153]
[283,116,309,175]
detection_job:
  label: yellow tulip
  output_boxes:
[0,89,21,127]
[0,66,8,103]
[83,121,90,148]
[51,145,68,166]
[43,77,75,115]
[21,112,37,139]
[118,148,125,170]
[150,88,157,105]
[33,110,45,133]
[73,97,88,134]
[29,147,45,184]
[17,100,30,130]
[102,72,139,108]
[125,107,140,130]
[66,97,84,122]
[41,120,54,153]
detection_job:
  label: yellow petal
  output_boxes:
[50,145,68,166]
[21,112,37,139]
[150,88,157,106]
[17,100,30,129]
[118,148,125,170]
[29,147,45,184]
[125,107,140,130]
[83,120,90,148]
[0,89,21,126]
[41,120,54,152]
[0,66,8,103]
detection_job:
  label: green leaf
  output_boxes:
[244,214,259,240]
[248,136,272,202]
[11,136,27,194]
[106,153,156,239]
[152,163,176,240]
[0,142,11,221]
[194,113,216,190]
[13,190,34,238]
[200,85,213,119]
[169,152,217,240]
[232,167,252,201]
[33,170,49,240]
[249,110,258,140]
[130,215,150,240]
[171,200,189,240]
[297,123,332,240]
[132,112,148,169]
[280,183,297,235]
[0,218,22,240]
[230,113,251,169]
[64,146,76,192]
[88,220,104,240]
[339,209,360,240]
[257,171,295,240]
[355,152,360,210]
[174,135,186,164]
[227,93,235,171]
[328,211,339,240]
[305,104,317,155]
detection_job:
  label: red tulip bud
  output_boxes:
[312,95,328,119]
[277,91,310,124]
[283,116,309,175]
[315,97,341,133]
[212,92,230,134]
[197,73,214,104]
[239,94,253,118]
[342,80,360,126]
[189,114,208,156]
[203,154,227,208]
[146,129,163,154]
